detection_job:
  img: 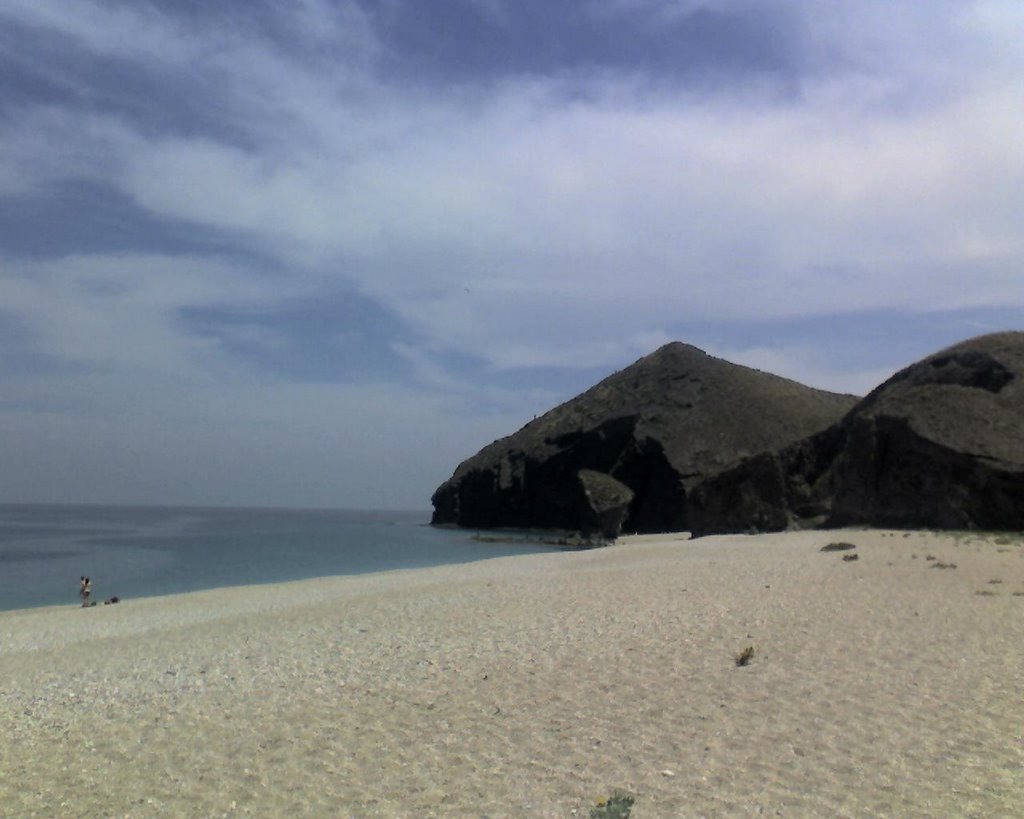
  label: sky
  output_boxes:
[1,0,1022,510]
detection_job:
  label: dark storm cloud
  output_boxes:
[361,0,804,87]
[0,181,246,258]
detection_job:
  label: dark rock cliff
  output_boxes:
[431,342,858,535]
[687,331,1024,535]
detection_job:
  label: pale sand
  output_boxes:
[2,530,1023,818]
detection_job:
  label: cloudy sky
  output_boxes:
[1,0,1022,510]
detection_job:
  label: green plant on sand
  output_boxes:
[591,792,635,819]
[735,645,755,666]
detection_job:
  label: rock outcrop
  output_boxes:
[576,469,634,541]
[431,343,858,535]
[687,332,1024,535]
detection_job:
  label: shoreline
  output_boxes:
[3,528,1023,816]
[0,527,562,618]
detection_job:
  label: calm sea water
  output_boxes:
[0,504,557,612]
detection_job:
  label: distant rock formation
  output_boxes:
[431,343,857,535]
[688,332,1024,535]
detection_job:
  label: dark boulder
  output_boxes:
[431,342,857,534]
[688,332,1024,535]
[576,469,635,540]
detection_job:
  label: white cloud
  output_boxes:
[10,2,1021,342]
[0,0,195,63]
[705,343,895,398]
[2,0,1023,506]
[0,252,303,377]
[0,108,129,195]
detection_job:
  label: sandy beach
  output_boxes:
[1,529,1022,817]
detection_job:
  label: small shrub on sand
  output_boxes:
[820,542,856,552]
[842,553,859,562]
[591,792,634,818]
[929,561,957,569]
[735,646,755,667]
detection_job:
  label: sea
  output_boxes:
[0,504,557,613]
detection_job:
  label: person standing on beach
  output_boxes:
[81,576,92,607]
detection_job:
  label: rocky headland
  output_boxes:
[433,332,1024,539]
[431,342,857,538]
[687,331,1024,535]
